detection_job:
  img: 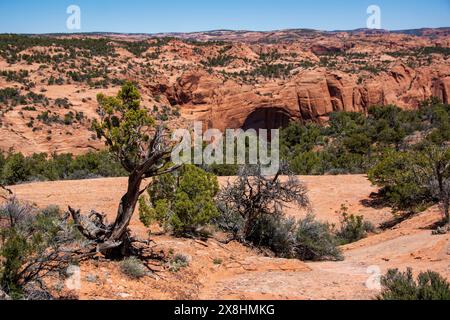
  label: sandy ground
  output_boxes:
[8,175,450,300]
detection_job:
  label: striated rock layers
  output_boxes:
[164,64,450,131]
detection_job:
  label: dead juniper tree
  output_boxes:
[216,163,310,242]
[68,82,179,257]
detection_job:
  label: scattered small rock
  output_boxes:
[116,292,132,298]
[86,274,99,283]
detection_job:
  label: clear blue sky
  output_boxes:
[0,0,449,34]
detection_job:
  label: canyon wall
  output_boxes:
[166,64,450,131]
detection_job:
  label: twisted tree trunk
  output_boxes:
[105,173,143,257]
[69,172,144,257]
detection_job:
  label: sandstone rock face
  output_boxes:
[170,64,450,131]
[433,77,450,103]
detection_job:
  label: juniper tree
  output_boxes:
[418,143,450,231]
[68,82,178,256]
[139,165,219,236]
[369,142,450,232]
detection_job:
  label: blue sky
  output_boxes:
[0,0,449,34]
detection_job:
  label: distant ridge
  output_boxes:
[3,27,449,43]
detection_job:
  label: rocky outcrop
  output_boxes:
[432,77,450,103]
[170,65,450,131]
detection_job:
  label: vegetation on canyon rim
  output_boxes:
[278,99,450,229]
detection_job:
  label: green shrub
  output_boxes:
[0,153,5,173]
[168,254,189,272]
[120,40,151,57]
[119,257,147,279]
[63,112,74,125]
[248,63,295,79]
[0,153,30,185]
[201,55,234,67]
[0,150,126,185]
[369,142,450,223]
[289,151,332,175]
[335,205,375,245]
[369,151,427,211]
[139,165,219,236]
[246,214,297,258]
[280,102,449,178]
[204,163,239,176]
[295,214,343,261]
[0,199,77,299]
[378,268,450,300]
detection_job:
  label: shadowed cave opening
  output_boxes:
[242,107,292,131]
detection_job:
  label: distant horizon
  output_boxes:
[2,26,449,36]
[1,0,449,34]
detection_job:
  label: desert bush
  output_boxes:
[214,164,339,261]
[201,55,234,67]
[368,150,430,212]
[168,254,189,272]
[119,257,147,279]
[120,41,151,57]
[280,102,449,176]
[37,111,61,125]
[0,198,79,299]
[0,150,126,185]
[0,153,30,185]
[0,153,5,173]
[213,204,245,239]
[289,151,333,175]
[63,112,74,125]
[204,163,239,176]
[0,70,30,85]
[248,63,295,79]
[335,205,375,245]
[246,213,297,258]
[139,165,220,236]
[281,122,324,154]
[378,268,450,300]
[295,214,343,261]
[369,142,450,225]
[217,164,310,241]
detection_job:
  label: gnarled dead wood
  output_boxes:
[0,184,13,200]
[68,206,110,241]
